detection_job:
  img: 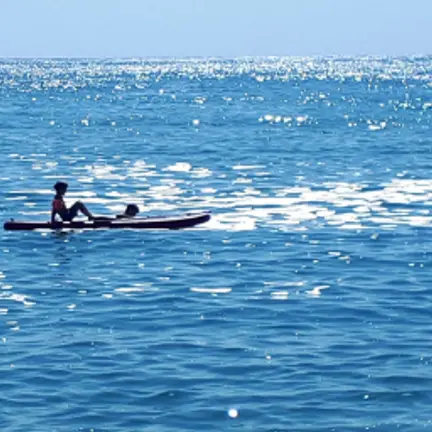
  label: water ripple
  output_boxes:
[1,57,432,432]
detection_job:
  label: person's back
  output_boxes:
[52,185,67,219]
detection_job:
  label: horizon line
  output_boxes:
[0,53,431,61]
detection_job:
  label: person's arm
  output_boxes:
[51,208,57,224]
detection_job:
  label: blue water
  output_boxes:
[1,57,432,431]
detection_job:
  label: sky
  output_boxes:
[0,0,430,57]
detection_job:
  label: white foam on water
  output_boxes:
[0,292,35,307]
[271,291,289,300]
[164,162,192,172]
[115,287,145,293]
[264,281,305,287]
[306,285,330,297]
[233,165,266,170]
[190,287,232,294]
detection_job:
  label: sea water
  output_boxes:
[0,57,431,431]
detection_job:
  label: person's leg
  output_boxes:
[59,211,72,222]
[68,201,94,220]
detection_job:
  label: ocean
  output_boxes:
[0,57,431,431]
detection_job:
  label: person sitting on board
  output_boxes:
[116,204,140,219]
[51,181,94,223]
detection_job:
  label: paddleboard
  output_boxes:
[3,212,211,231]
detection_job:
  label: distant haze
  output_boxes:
[0,0,430,57]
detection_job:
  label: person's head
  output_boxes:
[54,181,68,195]
[125,204,139,217]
